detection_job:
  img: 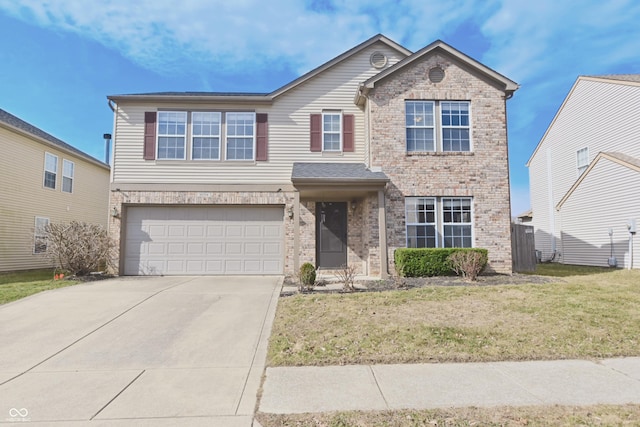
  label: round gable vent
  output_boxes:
[428,67,445,83]
[370,51,388,69]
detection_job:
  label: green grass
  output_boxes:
[525,262,617,277]
[257,404,640,427]
[267,269,640,366]
[0,269,78,304]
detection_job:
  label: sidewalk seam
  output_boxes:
[369,365,390,409]
[91,370,146,420]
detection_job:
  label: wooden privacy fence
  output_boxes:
[511,223,536,272]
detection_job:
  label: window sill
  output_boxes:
[321,151,344,157]
[407,151,474,157]
[153,160,257,165]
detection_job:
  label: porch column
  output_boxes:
[378,188,389,278]
[293,191,300,273]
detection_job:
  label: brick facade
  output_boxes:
[368,53,513,274]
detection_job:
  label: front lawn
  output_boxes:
[0,269,78,304]
[257,404,640,426]
[267,268,640,366]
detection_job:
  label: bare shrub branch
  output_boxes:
[45,221,115,276]
[334,264,357,291]
[448,251,487,282]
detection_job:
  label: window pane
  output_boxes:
[44,171,56,189]
[193,137,220,160]
[444,225,472,248]
[322,113,341,151]
[441,101,470,152]
[157,112,186,159]
[406,197,437,248]
[62,177,73,193]
[226,113,254,160]
[407,128,434,152]
[34,217,49,253]
[406,101,435,152]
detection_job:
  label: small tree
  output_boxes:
[45,221,115,276]
[298,262,316,292]
[447,250,488,282]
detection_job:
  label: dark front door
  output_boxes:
[316,202,347,268]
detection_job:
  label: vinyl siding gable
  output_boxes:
[111,42,406,184]
[0,126,110,271]
[529,78,640,259]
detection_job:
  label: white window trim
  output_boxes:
[43,152,58,190]
[156,111,188,160]
[441,197,474,248]
[225,112,256,161]
[405,197,438,248]
[62,159,74,193]
[405,101,435,153]
[439,101,472,152]
[405,100,472,153]
[321,111,342,152]
[191,111,222,161]
[577,146,589,176]
[34,216,49,254]
[405,197,474,248]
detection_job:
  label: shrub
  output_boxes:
[448,249,488,281]
[45,221,115,276]
[394,248,488,278]
[334,264,357,291]
[299,262,316,291]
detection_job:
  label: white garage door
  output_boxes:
[124,206,284,275]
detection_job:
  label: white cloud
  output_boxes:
[0,0,495,77]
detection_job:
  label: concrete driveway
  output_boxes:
[0,275,281,426]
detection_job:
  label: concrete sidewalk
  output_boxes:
[259,358,640,414]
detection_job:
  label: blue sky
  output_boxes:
[1,0,639,216]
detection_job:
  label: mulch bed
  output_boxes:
[283,273,559,296]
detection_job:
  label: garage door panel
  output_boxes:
[226,225,243,237]
[264,242,281,255]
[124,206,284,275]
[187,243,204,254]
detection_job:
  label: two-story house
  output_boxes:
[527,75,640,269]
[0,108,110,272]
[107,34,518,277]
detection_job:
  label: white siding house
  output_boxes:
[527,75,640,268]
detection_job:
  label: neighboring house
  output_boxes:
[107,34,518,277]
[0,108,110,272]
[516,210,533,224]
[527,75,640,269]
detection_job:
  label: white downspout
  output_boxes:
[546,147,556,256]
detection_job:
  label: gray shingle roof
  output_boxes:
[292,163,389,182]
[0,108,109,168]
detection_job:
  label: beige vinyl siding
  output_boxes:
[559,158,640,268]
[528,78,640,260]
[0,127,110,271]
[112,42,404,184]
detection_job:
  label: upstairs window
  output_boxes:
[577,147,589,176]
[405,100,471,152]
[322,112,342,151]
[406,101,435,152]
[226,112,255,160]
[441,101,470,152]
[62,159,74,193]
[44,152,58,189]
[157,111,187,160]
[192,112,221,160]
